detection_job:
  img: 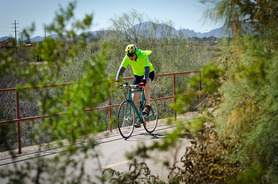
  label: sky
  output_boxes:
[0,0,223,38]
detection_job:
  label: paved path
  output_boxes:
[0,113,197,183]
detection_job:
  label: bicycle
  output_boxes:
[117,82,159,139]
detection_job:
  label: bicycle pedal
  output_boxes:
[135,120,141,128]
[134,123,141,128]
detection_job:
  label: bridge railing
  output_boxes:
[0,71,202,154]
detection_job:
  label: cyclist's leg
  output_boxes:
[144,78,152,105]
[144,71,155,105]
[132,75,142,111]
[132,89,140,111]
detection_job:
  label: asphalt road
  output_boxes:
[0,119,192,183]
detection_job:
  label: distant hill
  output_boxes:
[0,22,231,42]
[132,21,230,38]
[179,27,229,38]
[31,36,45,42]
[0,36,9,41]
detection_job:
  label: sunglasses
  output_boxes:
[127,53,135,57]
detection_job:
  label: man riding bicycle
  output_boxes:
[115,44,155,127]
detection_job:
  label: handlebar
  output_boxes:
[121,83,144,89]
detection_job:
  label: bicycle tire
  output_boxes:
[142,97,159,134]
[118,100,135,139]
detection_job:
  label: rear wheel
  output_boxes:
[118,100,135,139]
[142,97,159,134]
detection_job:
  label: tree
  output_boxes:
[201,0,278,183]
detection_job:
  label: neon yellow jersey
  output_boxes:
[121,49,154,76]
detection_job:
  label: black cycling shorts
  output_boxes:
[132,71,155,85]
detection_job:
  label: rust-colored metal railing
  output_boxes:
[0,71,202,154]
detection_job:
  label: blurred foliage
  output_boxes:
[102,161,165,184]
[0,1,113,183]
[200,0,278,183]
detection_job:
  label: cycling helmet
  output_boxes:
[125,44,137,56]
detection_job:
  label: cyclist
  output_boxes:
[115,44,155,127]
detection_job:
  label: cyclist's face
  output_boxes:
[128,53,137,61]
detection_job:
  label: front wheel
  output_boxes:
[143,97,159,134]
[118,100,135,139]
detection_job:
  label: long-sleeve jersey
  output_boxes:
[120,49,154,76]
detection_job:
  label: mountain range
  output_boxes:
[0,22,230,42]
[132,22,230,38]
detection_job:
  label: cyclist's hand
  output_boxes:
[114,81,120,87]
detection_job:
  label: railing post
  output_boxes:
[108,95,112,132]
[16,90,22,154]
[173,74,176,120]
[199,72,202,114]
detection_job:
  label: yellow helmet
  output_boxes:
[125,44,137,56]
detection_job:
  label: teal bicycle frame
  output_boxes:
[128,87,145,121]
[125,85,154,122]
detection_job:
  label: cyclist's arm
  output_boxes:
[142,52,150,81]
[115,66,126,82]
[143,66,150,81]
